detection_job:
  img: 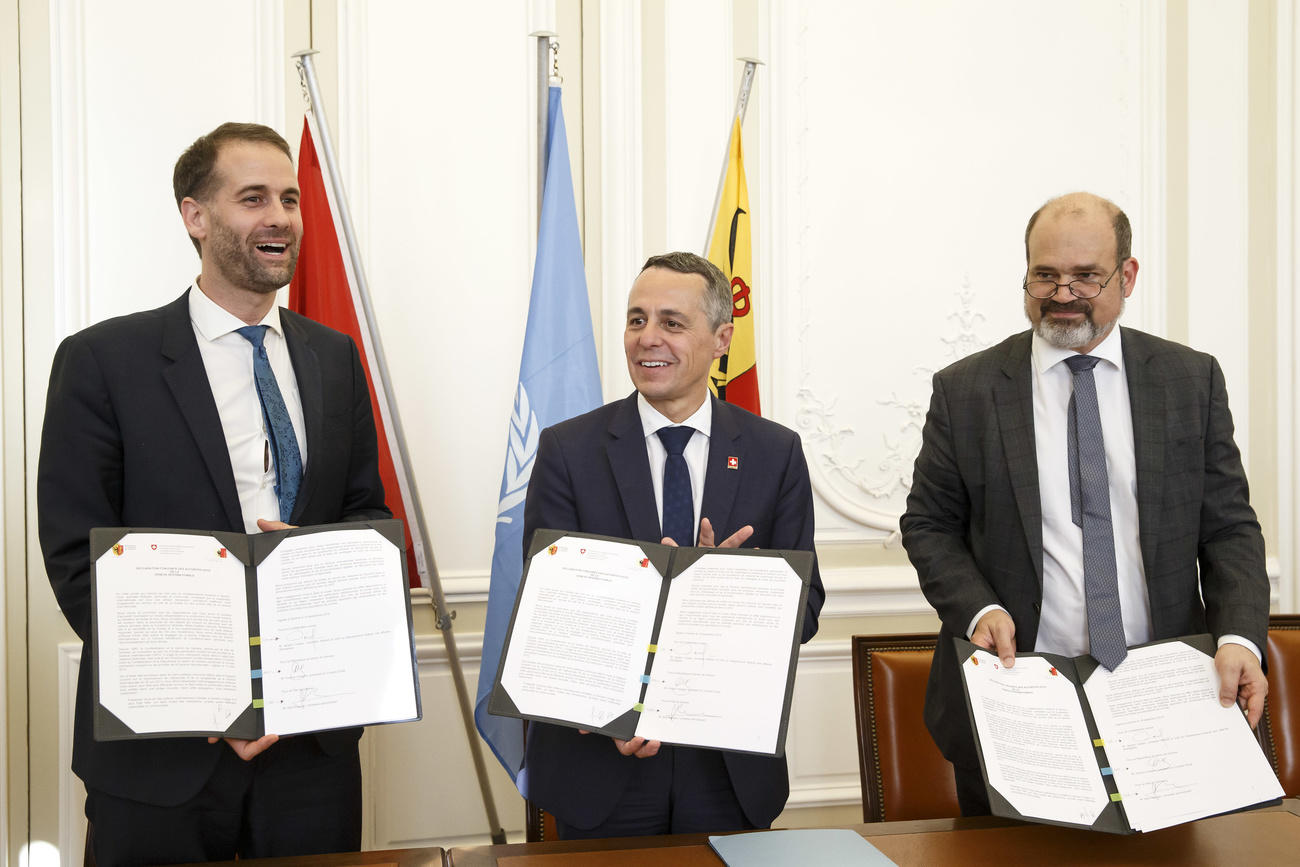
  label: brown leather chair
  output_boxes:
[851,633,959,822]
[524,800,558,842]
[1261,614,1300,796]
[522,719,558,842]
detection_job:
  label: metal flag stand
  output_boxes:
[531,31,559,212]
[291,49,508,846]
[703,58,762,253]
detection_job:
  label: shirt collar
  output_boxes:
[188,282,284,342]
[637,391,713,439]
[1031,323,1124,376]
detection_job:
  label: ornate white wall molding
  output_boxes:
[762,2,1167,544]
[1137,0,1169,336]
[48,0,89,340]
[1280,0,1299,613]
[58,643,85,867]
[335,0,372,261]
[252,0,286,129]
[427,561,928,615]
[597,0,643,402]
[786,640,862,811]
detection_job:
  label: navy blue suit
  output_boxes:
[521,393,824,832]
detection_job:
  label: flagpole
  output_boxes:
[292,49,508,846]
[703,58,762,253]
[531,32,557,217]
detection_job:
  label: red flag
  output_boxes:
[289,118,423,587]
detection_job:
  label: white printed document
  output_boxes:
[91,520,420,740]
[489,530,814,756]
[957,635,1283,833]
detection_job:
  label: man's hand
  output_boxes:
[972,609,1017,667]
[257,519,296,532]
[577,728,661,759]
[661,518,755,549]
[612,736,661,758]
[1214,643,1268,729]
[697,517,754,549]
[208,733,279,761]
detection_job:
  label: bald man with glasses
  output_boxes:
[901,191,1270,816]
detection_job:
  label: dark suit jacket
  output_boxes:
[37,289,390,806]
[520,393,825,829]
[900,327,1269,769]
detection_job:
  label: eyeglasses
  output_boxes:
[1023,262,1122,300]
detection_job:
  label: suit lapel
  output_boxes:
[160,291,244,531]
[282,311,322,525]
[994,333,1044,586]
[606,394,662,540]
[1122,328,1164,578]
[701,397,742,534]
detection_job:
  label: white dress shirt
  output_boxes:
[637,392,711,545]
[189,284,308,533]
[1031,328,1151,657]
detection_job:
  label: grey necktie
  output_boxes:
[1066,354,1127,671]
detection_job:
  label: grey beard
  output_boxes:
[1029,295,1124,350]
[1035,316,1102,349]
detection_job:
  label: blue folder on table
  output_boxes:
[707,829,897,865]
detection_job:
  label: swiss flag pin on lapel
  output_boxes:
[727,456,739,470]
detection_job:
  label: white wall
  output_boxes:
[4,1,1294,863]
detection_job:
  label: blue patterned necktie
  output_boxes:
[1066,354,1127,671]
[236,325,302,523]
[658,426,696,546]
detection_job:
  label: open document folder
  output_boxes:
[957,634,1283,833]
[90,520,421,740]
[488,529,815,756]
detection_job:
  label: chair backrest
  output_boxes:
[1262,614,1300,796]
[524,800,557,843]
[850,633,959,822]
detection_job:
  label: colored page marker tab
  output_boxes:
[1100,767,1113,776]
[633,703,644,712]
[647,644,658,653]
[1110,793,1123,802]
[250,669,263,679]
[252,699,265,709]
[1093,738,1105,747]
[250,636,262,646]
[640,674,651,684]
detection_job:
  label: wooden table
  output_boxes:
[445,800,1300,866]
[182,847,443,867]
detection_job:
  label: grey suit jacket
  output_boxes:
[900,326,1269,768]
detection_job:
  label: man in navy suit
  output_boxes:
[521,251,825,838]
[37,122,389,865]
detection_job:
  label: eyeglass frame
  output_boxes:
[1022,261,1123,300]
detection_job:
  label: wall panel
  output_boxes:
[763,0,1162,545]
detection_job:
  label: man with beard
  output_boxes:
[37,122,389,864]
[900,192,1269,815]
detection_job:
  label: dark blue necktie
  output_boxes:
[1066,354,1126,671]
[658,426,696,546]
[236,325,302,523]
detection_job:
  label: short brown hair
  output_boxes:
[173,122,293,253]
[640,252,733,331]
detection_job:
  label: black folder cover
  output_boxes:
[90,519,421,741]
[956,633,1281,833]
[488,528,814,757]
